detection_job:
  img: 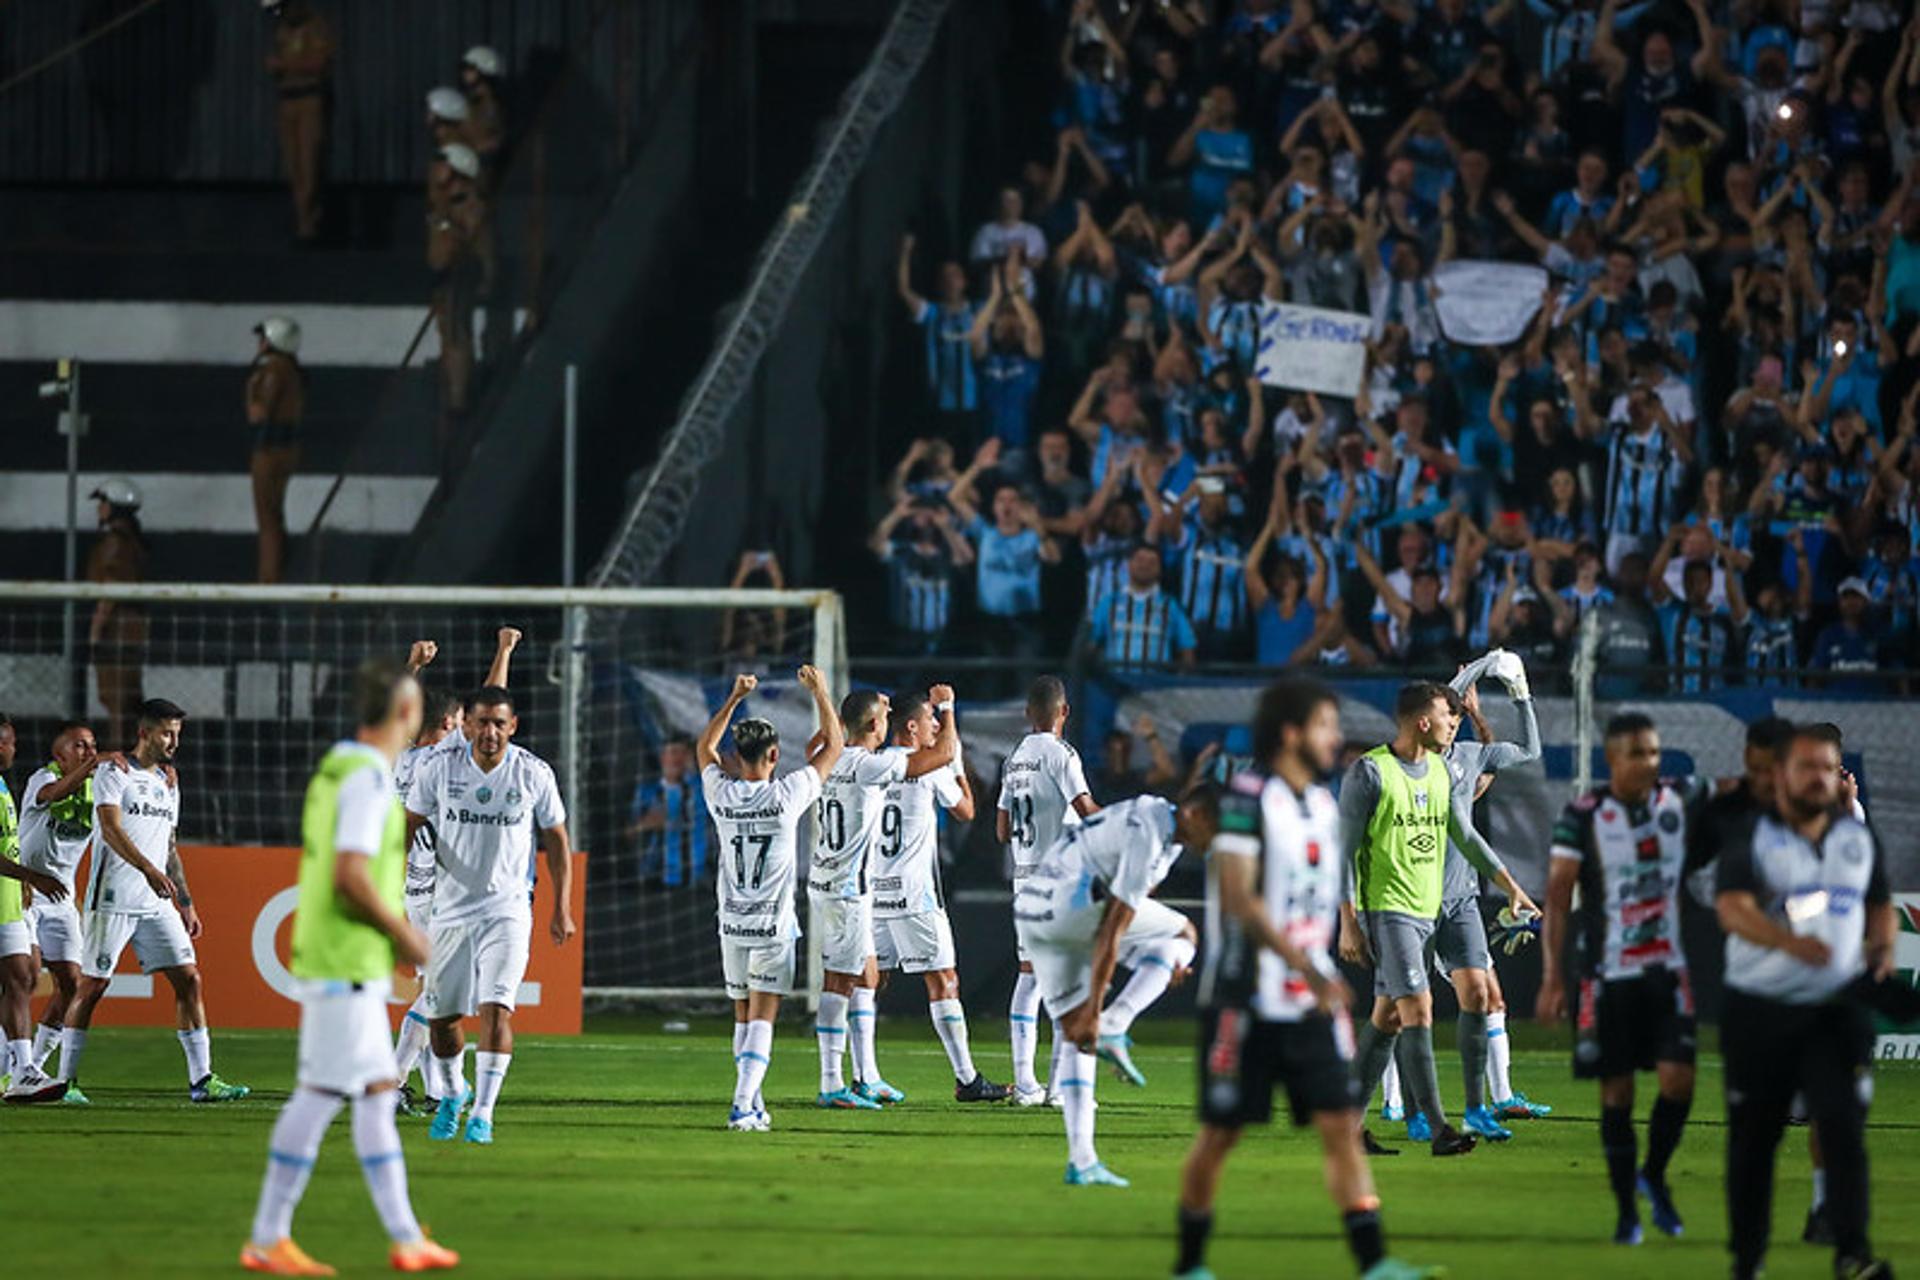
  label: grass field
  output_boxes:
[8,1014,1917,1279]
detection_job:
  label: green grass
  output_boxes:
[7,1014,1918,1278]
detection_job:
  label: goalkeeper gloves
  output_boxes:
[1488,648,1531,702]
[1492,905,1541,957]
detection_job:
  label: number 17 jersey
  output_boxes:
[706,763,821,943]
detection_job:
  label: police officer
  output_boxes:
[246,316,305,584]
[427,143,485,430]
[459,47,505,175]
[262,0,335,242]
[1715,722,1895,1280]
[85,478,149,750]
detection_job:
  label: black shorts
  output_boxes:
[1197,1006,1357,1129]
[1573,968,1698,1080]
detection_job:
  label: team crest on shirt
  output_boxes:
[1658,811,1680,833]
[476,785,493,805]
[506,788,523,807]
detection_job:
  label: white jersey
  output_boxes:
[87,761,178,917]
[1022,795,1183,934]
[404,742,564,927]
[1201,770,1345,1023]
[395,733,464,901]
[873,749,963,918]
[810,745,909,900]
[996,731,1091,879]
[706,763,820,943]
[19,765,93,892]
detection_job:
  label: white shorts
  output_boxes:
[720,935,796,1001]
[297,978,400,1095]
[81,909,196,977]
[810,891,874,975]
[1021,897,1190,1016]
[424,914,530,1018]
[0,919,28,959]
[874,910,956,975]
[405,896,433,933]
[25,897,84,965]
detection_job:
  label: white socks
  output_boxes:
[732,1019,772,1114]
[178,1026,212,1084]
[431,1050,467,1102]
[7,1038,31,1078]
[1060,1046,1098,1170]
[1047,1016,1070,1096]
[250,1086,344,1246]
[1099,938,1195,1036]
[32,1023,59,1072]
[1010,973,1041,1093]
[57,1028,86,1082]
[393,1004,431,1083]
[1381,1057,1403,1114]
[1486,1009,1512,1102]
[849,987,880,1084]
[352,1090,424,1244]
[816,992,849,1093]
[471,1051,510,1123]
[1811,1167,1827,1212]
[929,998,976,1084]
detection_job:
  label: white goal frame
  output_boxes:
[0,580,848,1009]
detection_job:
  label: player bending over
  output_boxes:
[997,675,1099,1106]
[61,699,250,1102]
[1017,791,1209,1187]
[1538,712,1709,1245]
[874,687,1009,1102]
[809,685,957,1110]
[701,668,843,1130]
[403,680,573,1145]
[240,658,459,1276]
[1173,678,1439,1280]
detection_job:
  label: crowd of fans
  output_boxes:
[869,0,1920,695]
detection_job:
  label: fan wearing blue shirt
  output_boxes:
[898,234,981,433]
[626,735,710,888]
[1651,556,1745,695]
[1087,545,1198,671]
[971,264,1046,454]
[1170,86,1254,226]
[955,482,1060,669]
[1810,579,1897,695]
[1154,478,1249,658]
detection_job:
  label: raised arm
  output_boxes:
[798,664,844,780]
[696,674,758,771]
[485,625,522,689]
[897,234,928,316]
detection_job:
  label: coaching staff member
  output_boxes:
[1714,722,1895,1280]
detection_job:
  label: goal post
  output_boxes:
[0,580,847,1008]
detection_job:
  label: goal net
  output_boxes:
[0,582,846,1006]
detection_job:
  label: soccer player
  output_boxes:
[699,667,843,1131]
[1537,711,1709,1245]
[9,721,97,1102]
[61,699,251,1102]
[240,658,459,1276]
[1336,682,1537,1157]
[403,682,574,1145]
[996,675,1098,1105]
[874,687,1010,1102]
[809,684,957,1110]
[1174,678,1440,1280]
[1017,790,1211,1187]
[391,629,519,1113]
[1,714,76,1102]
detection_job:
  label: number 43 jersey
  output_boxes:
[705,763,821,943]
[997,732,1091,880]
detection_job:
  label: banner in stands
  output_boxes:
[1879,895,1920,1061]
[38,847,585,1035]
[1433,261,1550,345]
[1254,303,1371,397]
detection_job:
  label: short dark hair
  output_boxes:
[50,720,89,753]
[1394,682,1450,724]
[138,698,187,727]
[734,717,779,764]
[1745,716,1795,753]
[889,689,932,741]
[662,731,694,751]
[469,685,513,715]
[1027,675,1067,724]
[840,690,888,738]
[1789,721,1844,752]
[423,687,463,726]
[1441,685,1467,716]
[1604,711,1656,740]
[353,657,413,728]
[1252,677,1337,763]
[1178,783,1221,824]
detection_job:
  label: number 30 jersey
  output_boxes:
[997,732,1091,880]
[705,763,821,943]
[811,746,909,901]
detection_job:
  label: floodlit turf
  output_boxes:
[7,1015,1917,1278]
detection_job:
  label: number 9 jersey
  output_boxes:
[705,762,821,944]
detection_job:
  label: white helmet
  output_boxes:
[90,476,143,509]
[426,86,469,122]
[463,45,502,78]
[256,314,301,355]
[438,143,481,180]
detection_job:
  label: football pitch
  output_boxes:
[9,1015,1917,1279]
